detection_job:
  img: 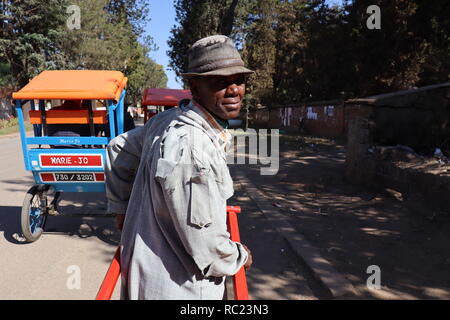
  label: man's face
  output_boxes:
[190,73,247,120]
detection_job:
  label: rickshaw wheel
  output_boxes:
[21,185,49,243]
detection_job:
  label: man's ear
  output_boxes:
[188,78,199,101]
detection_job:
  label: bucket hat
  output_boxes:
[181,35,254,78]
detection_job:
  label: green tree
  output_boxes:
[168,0,254,85]
[126,43,168,103]
[272,0,311,103]
[62,0,165,103]
[345,0,424,95]
[167,0,449,103]
[241,0,277,106]
[0,0,167,103]
[343,0,449,96]
[0,62,12,87]
[0,0,71,87]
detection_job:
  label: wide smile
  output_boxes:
[222,100,241,110]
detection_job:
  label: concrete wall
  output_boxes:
[248,102,372,137]
[249,84,449,142]
[300,104,347,136]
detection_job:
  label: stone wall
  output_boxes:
[370,86,450,153]
[346,122,450,213]
[345,84,450,214]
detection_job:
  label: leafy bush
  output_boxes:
[0,117,19,129]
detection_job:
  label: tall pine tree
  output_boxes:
[168,0,254,85]
[0,0,71,87]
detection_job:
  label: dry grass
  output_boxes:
[0,118,32,135]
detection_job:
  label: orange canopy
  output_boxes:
[12,70,128,102]
[142,88,192,106]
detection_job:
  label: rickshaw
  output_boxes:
[12,70,127,242]
[141,88,191,123]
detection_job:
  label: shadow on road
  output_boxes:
[0,205,25,244]
[232,133,450,299]
[0,199,120,247]
[228,181,324,300]
[0,177,36,193]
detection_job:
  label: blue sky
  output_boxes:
[145,0,344,90]
[145,1,182,89]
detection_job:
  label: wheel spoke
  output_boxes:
[22,186,48,242]
[28,194,45,235]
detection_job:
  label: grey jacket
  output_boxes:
[105,101,248,300]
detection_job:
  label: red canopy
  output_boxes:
[142,88,192,107]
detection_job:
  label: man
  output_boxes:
[47,100,91,148]
[105,35,253,300]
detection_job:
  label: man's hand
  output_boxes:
[115,213,125,231]
[242,244,253,270]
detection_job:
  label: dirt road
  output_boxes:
[0,134,120,300]
[3,128,448,300]
[0,133,318,300]
[235,131,450,299]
